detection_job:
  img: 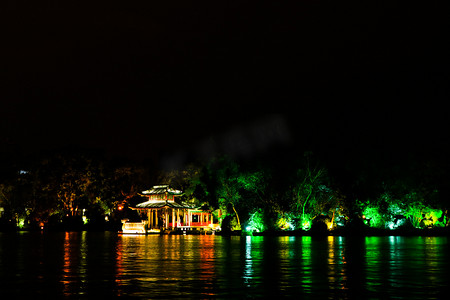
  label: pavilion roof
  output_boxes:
[140,185,183,196]
[135,200,191,209]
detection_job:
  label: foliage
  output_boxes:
[287,153,347,230]
[0,150,150,229]
[276,212,296,230]
[357,189,448,230]
[157,164,202,202]
[361,205,384,228]
[1,148,449,233]
[245,209,266,232]
[196,157,271,230]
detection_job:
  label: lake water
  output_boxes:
[1,233,449,299]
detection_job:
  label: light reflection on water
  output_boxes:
[364,236,449,299]
[0,233,449,298]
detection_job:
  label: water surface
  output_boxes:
[1,233,448,298]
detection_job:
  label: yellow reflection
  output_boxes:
[327,236,348,292]
[115,235,124,296]
[62,232,88,296]
[199,235,216,296]
[79,231,87,292]
[277,236,293,292]
[328,236,336,285]
[117,234,220,297]
[62,232,72,295]
[423,237,440,284]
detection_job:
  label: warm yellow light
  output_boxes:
[326,221,334,230]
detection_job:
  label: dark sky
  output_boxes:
[2,1,449,169]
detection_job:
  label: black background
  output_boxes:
[2,1,449,170]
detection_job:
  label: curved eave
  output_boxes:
[140,186,183,196]
[135,201,191,209]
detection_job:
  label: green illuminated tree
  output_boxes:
[196,156,271,231]
[357,193,390,229]
[193,157,240,229]
[283,151,349,231]
[289,153,330,229]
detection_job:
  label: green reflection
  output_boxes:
[300,236,313,291]
[388,236,403,291]
[241,235,265,292]
[363,236,449,299]
[365,236,384,296]
[243,236,254,286]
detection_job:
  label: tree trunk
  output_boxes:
[301,187,313,222]
[231,203,241,228]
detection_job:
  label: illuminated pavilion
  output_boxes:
[122,185,218,234]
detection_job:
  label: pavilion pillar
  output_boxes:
[158,209,161,228]
[157,209,161,228]
[172,209,175,229]
[151,209,154,228]
[165,208,168,229]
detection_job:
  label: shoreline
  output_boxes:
[249,227,450,237]
[2,227,450,237]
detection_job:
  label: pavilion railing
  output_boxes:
[122,222,146,233]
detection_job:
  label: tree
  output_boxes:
[0,179,30,227]
[213,158,243,229]
[197,156,270,231]
[157,164,203,206]
[25,151,116,226]
[290,153,328,229]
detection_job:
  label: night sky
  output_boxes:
[2,1,449,172]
